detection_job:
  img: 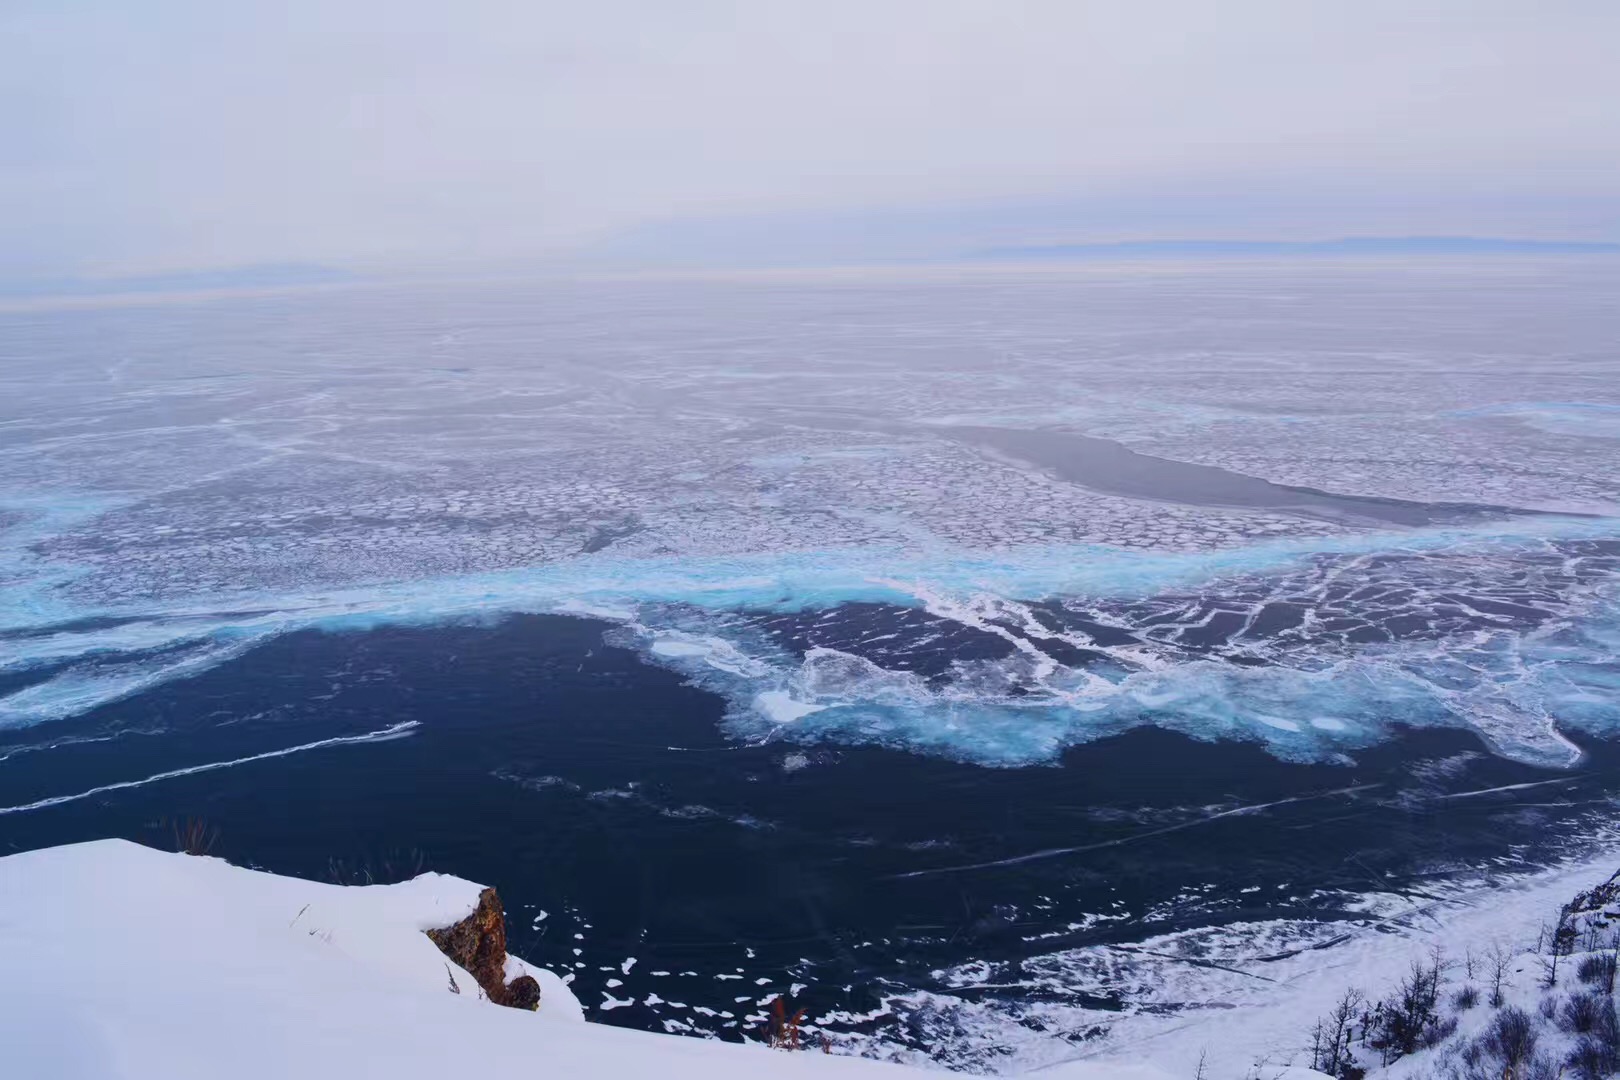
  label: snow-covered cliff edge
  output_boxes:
[23,836,1610,1080]
[0,839,926,1079]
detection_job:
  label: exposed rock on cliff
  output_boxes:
[426,886,542,1010]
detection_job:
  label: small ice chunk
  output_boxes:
[754,690,826,724]
[1253,713,1302,732]
[650,639,710,658]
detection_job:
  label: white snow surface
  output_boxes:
[13,836,1606,1080]
[0,839,972,1080]
[1029,848,1620,1080]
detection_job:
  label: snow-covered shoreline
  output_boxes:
[0,840,922,1079]
[1036,844,1620,1079]
[7,837,1619,1080]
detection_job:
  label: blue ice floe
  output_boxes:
[1,510,1617,769]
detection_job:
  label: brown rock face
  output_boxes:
[426,887,542,1011]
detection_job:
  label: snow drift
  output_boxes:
[0,839,937,1080]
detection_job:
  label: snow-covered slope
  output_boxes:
[45,837,1620,1080]
[1036,850,1620,1080]
[0,840,941,1080]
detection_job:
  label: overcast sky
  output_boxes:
[3,0,1617,276]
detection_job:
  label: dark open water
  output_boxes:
[4,613,1617,1065]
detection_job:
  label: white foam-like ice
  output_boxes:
[2,517,1618,768]
[0,630,277,728]
[752,690,827,725]
[650,640,711,658]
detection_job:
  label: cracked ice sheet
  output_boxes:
[3,262,1620,769]
[5,522,1620,770]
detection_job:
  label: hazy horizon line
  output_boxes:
[5,234,1620,303]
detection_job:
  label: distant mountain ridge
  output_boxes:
[970,236,1620,260]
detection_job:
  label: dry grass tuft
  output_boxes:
[762,998,809,1051]
[171,817,220,857]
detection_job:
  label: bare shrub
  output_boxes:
[761,998,808,1051]
[1459,1037,1484,1068]
[1452,1045,1557,1080]
[1486,943,1512,1008]
[1369,957,1446,1062]
[1483,1007,1539,1069]
[1536,907,1578,989]
[1579,952,1618,990]
[1567,1001,1620,1080]
[1310,987,1364,1078]
[327,847,428,886]
[1522,1054,1564,1080]
[1420,1013,1459,1050]
[1562,990,1609,1034]
[1568,1036,1620,1080]
[171,817,219,856]
[1452,985,1479,1011]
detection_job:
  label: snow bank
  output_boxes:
[0,840,947,1080]
[6,837,1611,1080]
[1033,849,1620,1080]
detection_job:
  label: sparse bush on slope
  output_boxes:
[1306,868,1620,1080]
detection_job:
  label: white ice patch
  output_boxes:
[647,634,770,677]
[650,639,711,658]
[1252,714,1302,732]
[2,510,1618,770]
[753,690,826,724]
[0,629,279,730]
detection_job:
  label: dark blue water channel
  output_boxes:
[2,612,1617,1061]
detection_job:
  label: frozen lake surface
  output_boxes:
[3,260,1620,1068]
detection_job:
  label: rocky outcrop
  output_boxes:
[425,887,541,1011]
